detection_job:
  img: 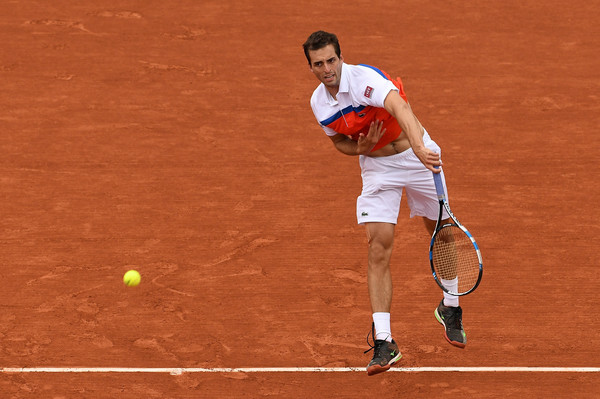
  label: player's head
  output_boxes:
[303,31,341,66]
[303,31,344,89]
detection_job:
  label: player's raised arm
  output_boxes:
[383,90,441,173]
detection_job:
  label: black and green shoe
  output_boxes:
[364,324,402,376]
[434,300,467,348]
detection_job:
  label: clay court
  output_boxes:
[1,0,599,397]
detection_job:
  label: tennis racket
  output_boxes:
[429,169,482,296]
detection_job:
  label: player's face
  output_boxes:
[308,44,343,89]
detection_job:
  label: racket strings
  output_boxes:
[432,225,480,293]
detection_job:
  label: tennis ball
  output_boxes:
[123,270,141,287]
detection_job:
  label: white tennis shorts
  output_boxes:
[356,131,449,225]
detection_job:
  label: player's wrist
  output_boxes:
[355,144,371,156]
[412,144,426,153]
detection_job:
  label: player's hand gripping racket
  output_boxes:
[430,170,483,296]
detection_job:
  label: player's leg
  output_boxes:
[405,132,467,348]
[365,222,394,315]
[358,205,402,375]
[356,156,405,375]
[424,215,466,347]
[363,222,402,376]
[357,186,402,340]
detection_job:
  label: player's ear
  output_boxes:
[339,53,344,63]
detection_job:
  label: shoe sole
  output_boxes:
[366,352,402,376]
[434,308,466,349]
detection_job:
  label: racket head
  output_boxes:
[429,222,483,296]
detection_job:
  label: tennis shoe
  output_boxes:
[364,324,402,376]
[434,300,467,348]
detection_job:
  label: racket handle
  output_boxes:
[432,167,445,199]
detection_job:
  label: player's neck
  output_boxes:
[326,85,339,100]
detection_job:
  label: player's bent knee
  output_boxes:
[368,239,393,265]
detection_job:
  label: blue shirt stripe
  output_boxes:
[358,64,390,80]
[320,104,366,126]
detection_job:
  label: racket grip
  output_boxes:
[432,167,445,199]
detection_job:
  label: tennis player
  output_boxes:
[303,31,467,376]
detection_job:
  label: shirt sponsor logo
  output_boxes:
[364,86,374,98]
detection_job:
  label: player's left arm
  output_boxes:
[383,90,441,173]
[328,120,386,156]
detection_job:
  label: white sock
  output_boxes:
[441,277,459,307]
[373,312,392,342]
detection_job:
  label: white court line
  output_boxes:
[1,367,599,375]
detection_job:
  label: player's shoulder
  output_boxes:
[345,63,390,82]
[310,83,328,106]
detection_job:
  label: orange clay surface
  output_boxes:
[0,1,598,397]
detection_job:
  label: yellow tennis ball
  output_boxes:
[123,270,141,287]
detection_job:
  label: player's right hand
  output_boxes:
[414,146,442,173]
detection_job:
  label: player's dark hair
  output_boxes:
[303,31,341,65]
